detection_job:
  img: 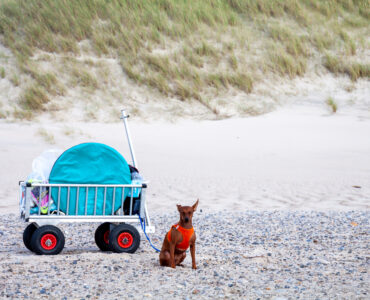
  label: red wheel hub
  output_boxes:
[103,230,110,244]
[40,233,57,250]
[117,232,133,248]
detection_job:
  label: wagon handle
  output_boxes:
[121,109,138,169]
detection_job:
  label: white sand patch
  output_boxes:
[1,103,369,214]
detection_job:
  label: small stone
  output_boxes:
[40,289,46,294]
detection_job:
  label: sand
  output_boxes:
[0,211,369,299]
[1,103,369,214]
[1,102,369,299]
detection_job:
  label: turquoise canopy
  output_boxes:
[49,143,131,215]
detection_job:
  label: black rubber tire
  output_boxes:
[95,222,113,251]
[23,223,38,252]
[31,225,65,255]
[109,223,140,253]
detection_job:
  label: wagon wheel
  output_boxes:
[109,223,140,253]
[95,222,114,251]
[23,223,38,252]
[31,225,65,255]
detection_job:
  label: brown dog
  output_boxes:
[159,199,199,269]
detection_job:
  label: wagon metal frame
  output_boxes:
[19,110,154,254]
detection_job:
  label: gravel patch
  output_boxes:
[0,211,369,299]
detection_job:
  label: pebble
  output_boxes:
[0,211,368,299]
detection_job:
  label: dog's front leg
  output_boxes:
[190,242,196,269]
[169,242,176,268]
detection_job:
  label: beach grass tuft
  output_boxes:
[324,53,370,81]
[20,85,49,111]
[326,97,337,113]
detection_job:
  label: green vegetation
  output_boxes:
[10,73,19,86]
[324,53,370,81]
[20,85,49,111]
[0,0,368,117]
[326,97,338,113]
[70,67,98,90]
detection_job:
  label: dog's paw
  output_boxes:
[192,265,197,270]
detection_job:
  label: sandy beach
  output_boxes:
[0,211,369,299]
[0,1,369,298]
[0,103,369,299]
[1,103,369,214]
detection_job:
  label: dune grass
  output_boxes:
[37,127,55,144]
[326,97,338,113]
[20,85,49,111]
[324,53,370,81]
[0,0,368,117]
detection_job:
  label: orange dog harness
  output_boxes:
[167,224,194,251]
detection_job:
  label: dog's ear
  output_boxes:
[192,199,199,212]
[177,204,182,212]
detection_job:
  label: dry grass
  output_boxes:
[228,73,253,93]
[70,66,98,90]
[10,73,20,86]
[13,108,33,120]
[37,127,55,144]
[324,53,370,81]
[326,97,337,113]
[0,0,368,116]
[19,85,49,111]
[311,32,335,52]
[268,24,309,58]
[268,49,306,78]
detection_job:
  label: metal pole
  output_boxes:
[121,109,138,168]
